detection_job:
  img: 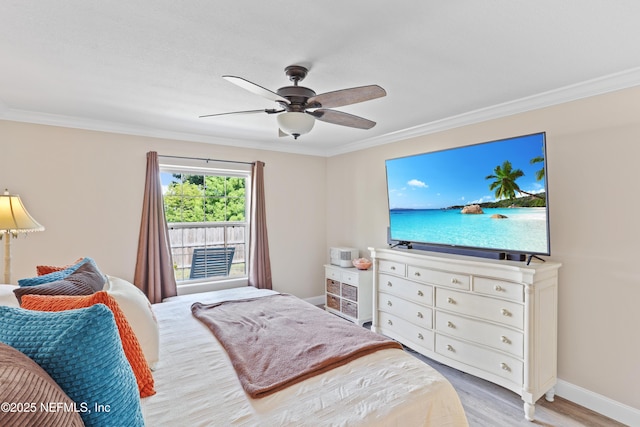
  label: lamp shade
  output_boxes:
[0,190,44,233]
[277,112,315,139]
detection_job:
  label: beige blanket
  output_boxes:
[191,293,402,398]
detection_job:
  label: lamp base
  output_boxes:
[3,231,11,284]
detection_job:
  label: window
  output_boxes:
[160,160,251,285]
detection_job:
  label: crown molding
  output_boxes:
[3,66,640,158]
[326,66,640,157]
[0,109,329,157]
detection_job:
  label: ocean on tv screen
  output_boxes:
[389,207,548,254]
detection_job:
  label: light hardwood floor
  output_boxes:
[402,345,626,427]
[321,308,626,426]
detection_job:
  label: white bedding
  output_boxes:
[141,287,468,426]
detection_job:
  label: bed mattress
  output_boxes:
[141,287,468,426]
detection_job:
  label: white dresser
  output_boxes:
[369,247,561,421]
[324,265,373,326]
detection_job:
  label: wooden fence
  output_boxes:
[167,223,246,279]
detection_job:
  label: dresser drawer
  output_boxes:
[378,311,433,351]
[341,300,357,318]
[407,266,470,290]
[378,293,432,329]
[341,283,358,301]
[436,289,524,329]
[474,277,523,302]
[379,273,433,306]
[435,311,523,358]
[325,267,341,281]
[435,334,523,385]
[326,279,340,295]
[341,270,359,286]
[326,294,340,311]
[378,260,406,276]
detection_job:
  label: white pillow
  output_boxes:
[103,276,159,370]
[0,285,19,307]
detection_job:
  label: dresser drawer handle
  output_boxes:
[501,335,511,344]
[390,266,396,271]
[387,300,393,307]
[386,281,393,287]
[414,271,421,277]
[418,333,424,340]
[387,319,393,326]
[500,362,511,372]
[447,297,455,304]
[417,311,423,319]
[501,308,512,317]
[447,321,455,328]
[494,284,503,292]
[417,290,424,297]
[446,344,454,352]
[450,278,459,284]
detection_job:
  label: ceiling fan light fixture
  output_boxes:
[277,112,315,139]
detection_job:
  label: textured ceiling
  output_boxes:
[2,1,640,156]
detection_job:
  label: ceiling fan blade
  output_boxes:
[223,76,290,104]
[199,108,283,118]
[307,85,386,108]
[308,109,376,129]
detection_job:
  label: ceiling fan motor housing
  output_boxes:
[277,86,316,111]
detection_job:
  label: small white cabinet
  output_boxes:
[370,247,561,422]
[324,265,373,326]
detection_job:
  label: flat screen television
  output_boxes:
[385,132,550,260]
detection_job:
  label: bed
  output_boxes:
[141,286,469,426]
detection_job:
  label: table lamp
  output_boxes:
[0,189,44,283]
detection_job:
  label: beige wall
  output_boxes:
[325,87,640,411]
[0,121,327,299]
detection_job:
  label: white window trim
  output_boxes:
[159,159,252,295]
[159,158,252,176]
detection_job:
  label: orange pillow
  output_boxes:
[21,291,155,398]
[36,258,85,276]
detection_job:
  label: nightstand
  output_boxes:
[324,264,373,326]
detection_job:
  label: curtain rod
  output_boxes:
[158,155,262,166]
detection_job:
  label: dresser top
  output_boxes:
[369,247,561,285]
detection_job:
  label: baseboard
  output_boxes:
[304,295,325,307]
[556,379,639,426]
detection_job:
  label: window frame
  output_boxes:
[159,159,252,294]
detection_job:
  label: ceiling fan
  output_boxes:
[200,65,386,139]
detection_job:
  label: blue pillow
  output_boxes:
[0,304,144,427]
[18,257,105,287]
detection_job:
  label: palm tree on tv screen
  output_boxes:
[530,155,545,181]
[485,160,543,201]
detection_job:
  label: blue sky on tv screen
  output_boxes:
[386,133,546,210]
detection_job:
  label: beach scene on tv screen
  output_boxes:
[386,133,549,254]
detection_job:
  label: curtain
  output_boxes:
[248,161,272,289]
[134,151,177,303]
